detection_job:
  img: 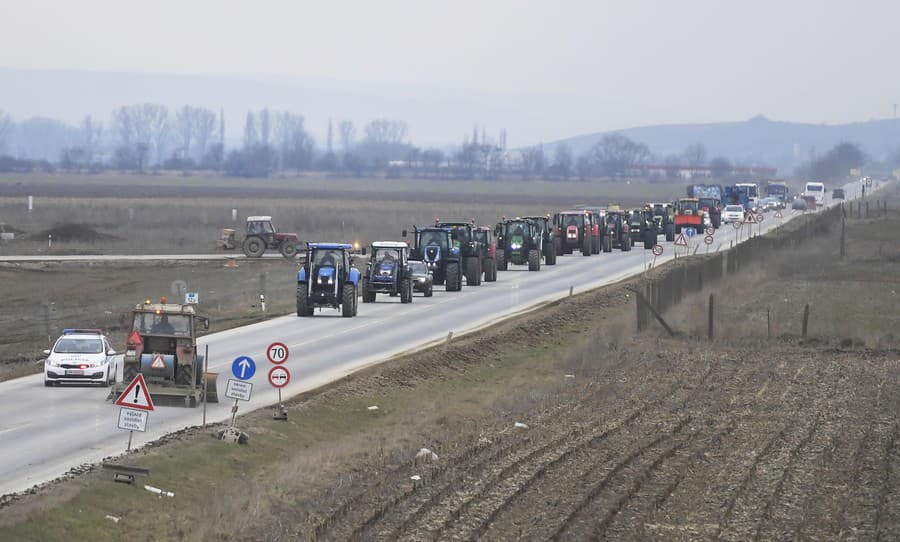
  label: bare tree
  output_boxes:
[112,104,169,165]
[80,115,103,165]
[683,142,707,168]
[274,112,314,171]
[520,145,545,180]
[259,109,271,147]
[0,109,12,154]
[243,111,257,149]
[363,119,407,145]
[552,144,573,181]
[175,106,195,159]
[193,108,217,161]
[338,120,356,151]
[589,133,650,178]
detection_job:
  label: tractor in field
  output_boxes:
[674,198,706,235]
[523,215,559,265]
[472,226,498,282]
[361,241,413,304]
[495,217,544,271]
[629,208,658,249]
[434,220,485,286]
[552,210,597,256]
[109,299,217,407]
[296,243,360,317]
[602,206,632,252]
[217,216,300,259]
[406,226,464,291]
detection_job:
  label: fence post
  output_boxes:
[708,294,714,340]
[801,304,810,338]
[840,214,845,259]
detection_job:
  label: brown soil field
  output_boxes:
[2,185,898,541]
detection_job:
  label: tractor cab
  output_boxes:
[362,241,414,304]
[407,226,463,291]
[297,243,360,317]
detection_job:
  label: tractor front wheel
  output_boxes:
[665,224,675,242]
[582,233,592,256]
[425,283,433,297]
[341,284,356,317]
[465,257,482,286]
[446,262,461,291]
[280,242,297,259]
[528,249,541,271]
[296,285,313,316]
[603,235,613,253]
[362,278,376,303]
[242,236,266,258]
[643,230,655,249]
[622,235,632,252]
[496,249,508,271]
[484,257,497,281]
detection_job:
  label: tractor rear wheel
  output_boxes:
[496,249,508,271]
[465,257,482,286]
[593,235,601,254]
[242,236,266,258]
[643,230,655,249]
[341,284,356,317]
[280,242,297,259]
[296,285,313,316]
[555,237,563,256]
[528,249,541,271]
[622,235,632,251]
[484,258,497,281]
[546,244,557,265]
[362,278,376,303]
[446,262,461,291]
[425,283,433,297]
[603,235,612,253]
[400,278,412,304]
[582,233,592,256]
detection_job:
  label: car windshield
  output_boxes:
[419,230,448,248]
[312,249,342,267]
[54,337,103,354]
[409,261,426,274]
[132,312,192,336]
[807,185,823,192]
[726,205,743,212]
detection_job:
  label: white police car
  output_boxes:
[43,329,117,387]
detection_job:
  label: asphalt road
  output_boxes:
[0,182,872,496]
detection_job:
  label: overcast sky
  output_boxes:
[1,0,898,146]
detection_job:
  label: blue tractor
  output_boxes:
[296,243,360,317]
[405,226,463,291]
[361,241,413,304]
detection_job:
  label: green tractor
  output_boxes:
[495,217,544,271]
[629,208,658,249]
[522,215,558,266]
[435,220,484,286]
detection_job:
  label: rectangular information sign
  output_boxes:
[117,407,149,432]
[225,379,253,401]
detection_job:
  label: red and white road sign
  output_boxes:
[114,374,155,412]
[673,233,688,247]
[651,244,664,256]
[150,353,165,369]
[704,234,714,245]
[774,210,783,219]
[705,227,715,236]
[266,342,289,364]
[745,212,758,224]
[757,213,765,223]
[268,366,291,388]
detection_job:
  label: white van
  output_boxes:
[804,182,826,205]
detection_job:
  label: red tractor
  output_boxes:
[239,216,300,259]
[552,210,599,256]
[674,198,705,235]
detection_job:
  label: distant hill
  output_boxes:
[547,115,900,174]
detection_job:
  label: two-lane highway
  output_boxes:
[0,182,873,496]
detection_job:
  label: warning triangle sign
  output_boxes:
[745,212,758,224]
[774,210,783,218]
[115,374,155,411]
[150,353,165,369]
[674,233,688,247]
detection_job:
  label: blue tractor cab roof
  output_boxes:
[307,243,352,250]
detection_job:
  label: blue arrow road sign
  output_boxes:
[231,356,256,380]
[685,227,696,238]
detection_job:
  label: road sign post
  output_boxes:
[268,365,291,420]
[114,374,154,452]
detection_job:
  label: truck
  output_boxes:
[765,180,790,204]
[110,299,217,407]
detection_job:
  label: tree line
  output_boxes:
[1,105,884,181]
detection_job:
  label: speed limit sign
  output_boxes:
[651,244,663,256]
[266,342,289,364]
